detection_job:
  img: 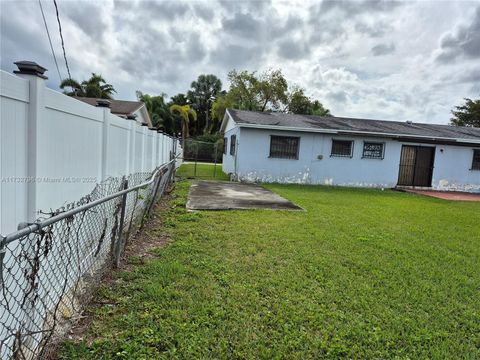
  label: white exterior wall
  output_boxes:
[0,70,180,234]
[433,146,480,191]
[222,126,240,175]
[224,125,480,193]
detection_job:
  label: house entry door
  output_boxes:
[397,145,435,187]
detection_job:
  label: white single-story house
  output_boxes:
[220,109,480,192]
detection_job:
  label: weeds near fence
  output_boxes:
[0,161,176,359]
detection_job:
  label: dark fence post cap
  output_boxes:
[126,113,137,120]
[141,122,148,127]
[96,99,111,108]
[14,61,48,79]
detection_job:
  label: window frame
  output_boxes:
[471,149,480,170]
[230,135,236,156]
[330,139,354,158]
[223,137,228,155]
[362,141,385,160]
[268,135,301,160]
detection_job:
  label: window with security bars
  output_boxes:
[331,140,354,157]
[472,149,480,170]
[362,142,384,159]
[269,135,300,159]
[223,137,228,154]
[230,135,236,155]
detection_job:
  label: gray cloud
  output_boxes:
[222,13,263,38]
[211,44,264,69]
[219,0,272,14]
[320,0,402,15]
[463,69,480,83]
[193,3,214,22]
[63,2,107,40]
[126,0,190,20]
[0,0,477,124]
[354,21,390,38]
[276,39,310,60]
[307,0,403,48]
[327,90,348,103]
[371,43,395,56]
[436,6,480,63]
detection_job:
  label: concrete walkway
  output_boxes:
[403,189,480,202]
[187,181,302,210]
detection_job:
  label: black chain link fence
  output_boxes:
[180,139,224,179]
[0,160,177,359]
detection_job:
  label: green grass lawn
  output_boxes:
[61,182,480,359]
[176,163,229,181]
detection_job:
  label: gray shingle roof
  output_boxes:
[227,109,480,143]
[73,96,144,116]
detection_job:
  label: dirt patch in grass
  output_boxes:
[120,189,175,269]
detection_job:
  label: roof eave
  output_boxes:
[220,108,234,133]
[236,123,480,145]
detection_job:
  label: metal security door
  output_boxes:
[398,145,435,187]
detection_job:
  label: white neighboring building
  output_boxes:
[221,109,480,192]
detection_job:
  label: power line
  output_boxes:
[38,0,63,81]
[52,0,72,82]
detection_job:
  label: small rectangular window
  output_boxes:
[223,137,228,155]
[230,135,236,155]
[472,149,480,170]
[269,135,300,159]
[331,140,353,157]
[362,142,384,159]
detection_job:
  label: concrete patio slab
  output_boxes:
[187,181,302,210]
[402,189,480,202]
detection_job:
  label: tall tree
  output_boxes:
[60,73,116,99]
[224,70,330,117]
[170,93,188,106]
[256,69,288,111]
[169,104,197,145]
[226,70,259,111]
[187,75,223,134]
[288,88,331,116]
[451,97,480,127]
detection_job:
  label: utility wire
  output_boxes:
[53,0,72,83]
[38,0,63,81]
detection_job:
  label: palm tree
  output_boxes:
[60,78,85,96]
[169,104,197,145]
[60,73,116,99]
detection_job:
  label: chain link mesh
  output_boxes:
[0,162,175,359]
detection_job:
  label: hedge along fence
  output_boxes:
[0,160,177,359]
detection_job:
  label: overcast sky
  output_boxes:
[1,0,479,124]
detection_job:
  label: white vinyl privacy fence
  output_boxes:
[0,66,180,234]
[0,63,182,359]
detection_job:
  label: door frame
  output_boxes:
[397,145,436,187]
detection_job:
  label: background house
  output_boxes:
[221,109,480,192]
[73,96,153,127]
